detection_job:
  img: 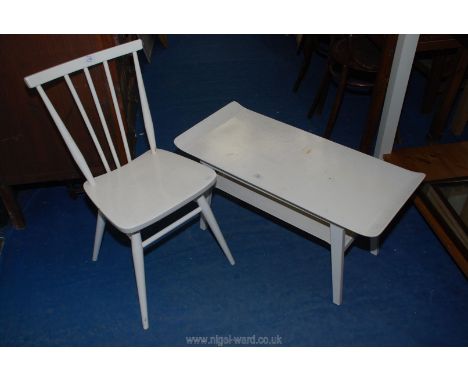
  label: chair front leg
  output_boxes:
[197,195,235,266]
[308,65,331,118]
[130,232,149,330]
[92,210,106,261]
[324,64,348,139]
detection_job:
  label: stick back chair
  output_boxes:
[24,39,235,330]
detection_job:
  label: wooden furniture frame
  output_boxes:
[367,35,467,157]
[308,35,381,140]
[24,40,235,330]
[385,142,468,277]
[175,102,424,304]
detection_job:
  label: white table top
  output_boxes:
[175,102,424,237]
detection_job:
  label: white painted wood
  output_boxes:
[36,85,95,185]
[103,60,131,163]
[130,232,149,330]
[133,51,157,152]
[370,236,379,256]
[84,150,216,234]
[197,195,235,266]
[175,101,424,238]
[215,169,355,249]
[175,101,425,304]
[200,190,212,230]
[25,40,235,329]
[142,207,202,248]
[92,210,106,261]
[64,74,111,173]
[84,67,121,169]
[330,224,345,305]
[24,40,143,88]
[374,34,419,159]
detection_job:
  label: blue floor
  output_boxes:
[1,35,467,346]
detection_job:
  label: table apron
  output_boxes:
[212,168,355,250]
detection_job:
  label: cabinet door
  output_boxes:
[0,35,133,185]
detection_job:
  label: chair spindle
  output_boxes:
[36,85,95,185]
[103,60,132,163]
[64,74,112,173]
[133,51,157,152]
[84,67,121,169]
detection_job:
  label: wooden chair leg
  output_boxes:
[293,56,313,92]
[293,37,317,92]
[324,65,348,139]
[200,190,212,231]
[0,184,26,229]
[294,36,319,92]
[427,48,468,142]
[92,210,106,261]
[316,73,330,115]
[451,80,468,136]
[296,35,305,55]
[197,195,235,266]
[130,232,149,330]
[308,67,331,118]
[421,52,446,114]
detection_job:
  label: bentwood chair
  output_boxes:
[308,35,381,140]
[24,39,235,330]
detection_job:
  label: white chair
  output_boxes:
[24,39,235,330]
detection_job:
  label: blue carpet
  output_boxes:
[0,35,467,346]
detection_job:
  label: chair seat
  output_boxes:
[83,149,216,233]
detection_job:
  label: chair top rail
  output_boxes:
[24,39,143,88]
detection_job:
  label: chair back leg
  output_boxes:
[197,195,235,266]
[308,67,331,118]
[130,232,149,330]
[199,191,212,231]
[324,65,349,139]
[92,210,106,261]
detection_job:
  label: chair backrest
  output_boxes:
[24,39,156,186]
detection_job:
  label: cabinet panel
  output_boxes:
[0,35,136,185]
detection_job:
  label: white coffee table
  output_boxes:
[175,101,424,304]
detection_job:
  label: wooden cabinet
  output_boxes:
[384,142,468,277]
[0,35,139,228]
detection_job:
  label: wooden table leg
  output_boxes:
[0,184,26,229]
[330,223,345,305]
[359,35,398,154]
[427,48,468,142]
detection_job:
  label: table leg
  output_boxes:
[330,223,345,305]
[370,236,379,256]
